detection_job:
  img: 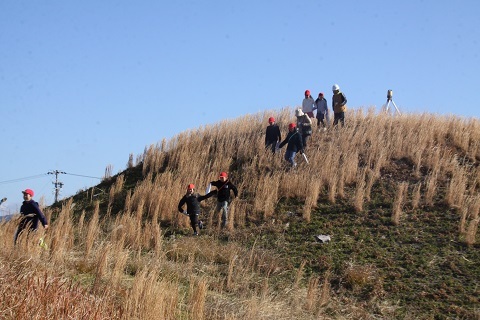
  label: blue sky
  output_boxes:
[1,0,479,214]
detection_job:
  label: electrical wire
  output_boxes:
[64,172,102,179]
[0,171,102,185]
[0,174,48,185]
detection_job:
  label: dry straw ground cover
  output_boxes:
[1,108,479,319]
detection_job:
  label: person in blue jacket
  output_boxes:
[278,123,304,168]
[314,92,329,130]
[178,184,215,235]
[14,188,49,245]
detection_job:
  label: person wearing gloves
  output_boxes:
[302,89,316,118]
[209,172,238,229]
[332,84,347,127]
[295,108,313,149]
[278,123,304,168]
[178,184,215,235]
[314,92,329,130]
[265,116,282,154]
[14,188,49,245]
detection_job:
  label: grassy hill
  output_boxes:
[1,108,479,319]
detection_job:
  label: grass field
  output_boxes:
[1,108,479,319]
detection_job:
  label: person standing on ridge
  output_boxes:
[314,92,329,130]
[302,90,316,118]
[178,184,215,235]
[265,116,281,153]
[295,108,312,149]
[332,84,347,127]
[278,123,304,168]
[14,189,49,245]
[209,172,238,229]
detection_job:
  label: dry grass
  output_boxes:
[1,108,480,319]
[392,182,408,226]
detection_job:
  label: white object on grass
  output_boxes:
[302,153,309,164]
[314,235,331,243]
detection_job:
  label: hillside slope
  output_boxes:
[2,108,479,319]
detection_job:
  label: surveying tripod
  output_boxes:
[382,89,401,115]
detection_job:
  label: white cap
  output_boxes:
[295,108,304,117]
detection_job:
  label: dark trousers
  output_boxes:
[333,112,345,127]
[189,213,199,234]
[317,114,326,127]
[265,141,277,153]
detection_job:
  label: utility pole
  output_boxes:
[48,170,66,203]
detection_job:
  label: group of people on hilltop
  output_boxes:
[14,85,346,240]
[303,84,348,128]
[177,83,348,235]
[265,84,348,168]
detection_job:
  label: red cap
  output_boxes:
[22,189,34,197]
[187,184,195,190]
[268,116,275,123]
[305,90,310,96]
[219,172,228,178]
[288,123,296,129]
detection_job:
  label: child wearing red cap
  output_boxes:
[278,123,304,168]
[302,90,316,118]
[178,184,215,235]
[14,188,49,245]
[314,92,329,130]
[209,172,238,229]
[265,116,281,153]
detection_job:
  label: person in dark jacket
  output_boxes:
[265,116,281,153]
[14,188,49,245]
[278,123,304,168]
[332,84,347,127]
[178,184,215,235]
[209,172,238,228]
[314,92,329,130]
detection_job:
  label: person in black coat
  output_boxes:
[265,116,281,153]
[178,183,215,235]
[278,123,304,168]
[15,188,49,245]
[208,172,238,228]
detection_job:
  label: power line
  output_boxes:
[65,172,102,179]
[0,174,48,185]
[1,171,103,203]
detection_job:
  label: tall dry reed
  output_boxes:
[84,201,100,258]
[392,182,408,226]
[353,168,367,212]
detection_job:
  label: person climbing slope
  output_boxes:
[178,183,215,235]
[209,172,238,229]
[265,116,282,153]
[278,123,304,168]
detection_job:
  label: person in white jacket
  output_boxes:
[302,90,316,118]
[295,108,313,149]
